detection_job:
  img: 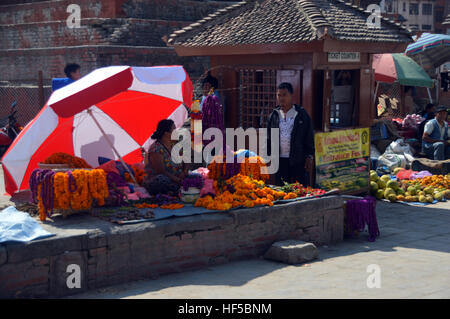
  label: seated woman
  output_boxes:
[143,119,187,195]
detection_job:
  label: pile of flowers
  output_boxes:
[124,166,146,185]
[30,168,109,221]
[43,152,92,168]
[195,174,287,210]
[181,173,204,191]
[281,182,327,197]
[207,155,269,182]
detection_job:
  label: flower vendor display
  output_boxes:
[207,155,241,180]
[207,154,269,182]
[195,174,287,211]
[124,165,146,185]
[180,173,203,203]
[30,168,109,221]
[43,152,92,168]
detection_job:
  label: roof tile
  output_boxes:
[169,0,412,47]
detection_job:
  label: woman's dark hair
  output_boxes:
[278,82,293,94]
[64,63,80,79]
[202,71,219,89]
[151,119,175,140]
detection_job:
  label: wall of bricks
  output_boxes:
[1,46,209,84]
[0,0,123,24]
[0,18,191,50]
[0,196,345,298]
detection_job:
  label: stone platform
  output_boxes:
[0,196,344,298]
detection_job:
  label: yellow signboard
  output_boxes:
[315,128,370,193]
[315,128,370,165]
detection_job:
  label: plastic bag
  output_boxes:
[377,153,406,170]
[384,138,415,164]
[370,144,381,159]
[396,169,416,180]
[410,171,433,180]
[0,206,54,243]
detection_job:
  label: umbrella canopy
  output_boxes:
[373,53,433,88]
[2,65,192,195]
[406,33,450,70]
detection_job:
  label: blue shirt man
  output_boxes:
[52,63,81,91]
[422,106,450,160]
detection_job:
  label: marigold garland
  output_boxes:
[43,152,92,168]
[207,155,269,181]
[160,203,184,209]
[30,167,109,221]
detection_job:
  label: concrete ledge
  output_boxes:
[0,196,344,298]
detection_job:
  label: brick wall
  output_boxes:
[0,196,345,298]
[0,0,123,24]
[1,46,208,84]
[0,18,190,49]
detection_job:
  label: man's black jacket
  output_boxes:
[266,104,315,165]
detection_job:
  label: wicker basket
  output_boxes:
[38,163,92,172]
[38,163,70,170]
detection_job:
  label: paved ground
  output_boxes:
[70,200,450,299]
[1,166,449,298]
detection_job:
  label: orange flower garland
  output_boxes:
[44,152,92,168]
[207,155,269,182]
[124,166,146,185]
[160,203,184,209]
[239,156,269,182]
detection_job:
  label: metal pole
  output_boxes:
[87,108,138,184]
[427,87,432,103]
[373,81,380,106]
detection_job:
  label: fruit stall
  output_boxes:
[370,167,450,205]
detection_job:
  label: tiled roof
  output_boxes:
[168,0,412,47]
[443,14,450,25]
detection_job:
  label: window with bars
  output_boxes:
[422,3,432,16]
[238,69,277,129]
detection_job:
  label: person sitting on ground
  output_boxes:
[422,106,450,160]
[418,103,435,140]
[64,63,81,81]
[143,119,188,195]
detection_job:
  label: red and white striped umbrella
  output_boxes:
[2,65,192,194]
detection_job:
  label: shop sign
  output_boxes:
[328,52,361,63]
[314,128,370,194]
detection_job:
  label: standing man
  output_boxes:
[64,63,81,81]
[422,106,450,160]
[52,63,81,91]
[267,82,315,186]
